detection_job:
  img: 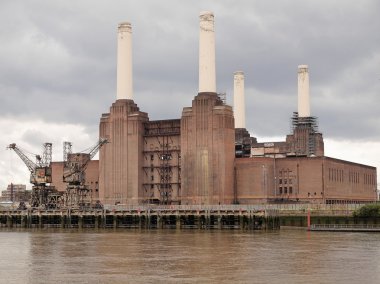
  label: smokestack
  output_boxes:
[199,11,216,93]
[233,71,245,128]
[298,65,310,117]
[116,22,133,100]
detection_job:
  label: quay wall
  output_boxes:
[2,204,376,230]
[0,206,279,230]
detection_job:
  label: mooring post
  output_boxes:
[21,214,26,228]
[78,214,83,229]
[218,215,222,229]
[67,208,71,228]
[147,214,151,229]
[205,211,210,230]
[197,211,202,230]
[27,210,32,228]
[38,212,43,229]
[6,214,13,228]
[60,212,65,228]
[102,209,106,228]
[176,215,181,230]
[157,215,163,229]
[94,213,99,229]
[239,215,244,230]
[113,214,117,229]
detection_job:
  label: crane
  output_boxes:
[7,143,63,208]
[62,138,108,208]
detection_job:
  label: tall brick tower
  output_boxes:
[99,22,148,205]
[181,12,235,205]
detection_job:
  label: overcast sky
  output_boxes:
[0,0,379,191]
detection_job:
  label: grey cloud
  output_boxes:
[0,0,379,144]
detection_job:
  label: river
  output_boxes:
[0,229,379,283]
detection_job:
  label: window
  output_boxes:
[150,154,154,161]
[289,187,293,194]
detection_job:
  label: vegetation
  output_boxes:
[353,203,380,218]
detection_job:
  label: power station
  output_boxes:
[8,12,378,208]
[96,11,377,205]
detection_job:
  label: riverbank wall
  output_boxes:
[0,205,279,230]
[2,204,377,230]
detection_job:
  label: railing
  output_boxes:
[103,204,363,212]
[311,224,380,230]
[0,203,365,213]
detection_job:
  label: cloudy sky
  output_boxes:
[0,0,379,191]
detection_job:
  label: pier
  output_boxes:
[0,205,280,230]
[310,224,380,232]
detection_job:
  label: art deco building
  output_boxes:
[94,12,377,205]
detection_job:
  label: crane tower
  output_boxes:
[7,143,63,208]
[63,138,108,208]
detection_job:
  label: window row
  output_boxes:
[328,168,344,183]
[279,187,293,194]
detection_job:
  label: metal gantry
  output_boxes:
[63,138,108,208]
[7,143,63,209]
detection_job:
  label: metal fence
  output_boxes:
[103,203,364,212]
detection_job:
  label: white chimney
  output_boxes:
[199,11,216,93]
[298,65,310,117]
[116,22,133,100]
[234,71,245,128]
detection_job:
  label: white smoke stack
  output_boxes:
[199,11,216,93]
[298,65,310,117]
[234,71,245,128]
[116,22,133,100]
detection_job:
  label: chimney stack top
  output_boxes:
[118,22,132,32]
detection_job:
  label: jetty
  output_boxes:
[0,205,280,230]
[309,224,380,232]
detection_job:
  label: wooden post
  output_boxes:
[21,214,26,228]
[60,214,65,228]
[239,216,244,230]
[218,215,222,229]
[176,215,181,230]
[78,215,83,229]
[6,215,13,228]
[94,214,99,229]
[113,214,117,229]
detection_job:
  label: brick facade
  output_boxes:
[235,156,377,204]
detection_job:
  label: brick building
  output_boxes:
[235,157,377,204]
[94,13,377,205]
[0,184,30,202]
[50,161,99,201]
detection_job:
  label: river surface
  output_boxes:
[0,228,379,284]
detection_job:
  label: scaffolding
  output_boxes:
[143,120,181,205]
[290,112,320,156]
[217,92,227,105]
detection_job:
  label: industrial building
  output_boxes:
[0,184,30,203]
[51,12,377,205]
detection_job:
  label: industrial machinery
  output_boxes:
[63,138,107,208]
[7,143,63,209]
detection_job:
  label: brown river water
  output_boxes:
[0,229,379,284]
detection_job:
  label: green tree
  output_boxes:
[353,203,380,218]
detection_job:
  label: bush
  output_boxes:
[353,203,380,218]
